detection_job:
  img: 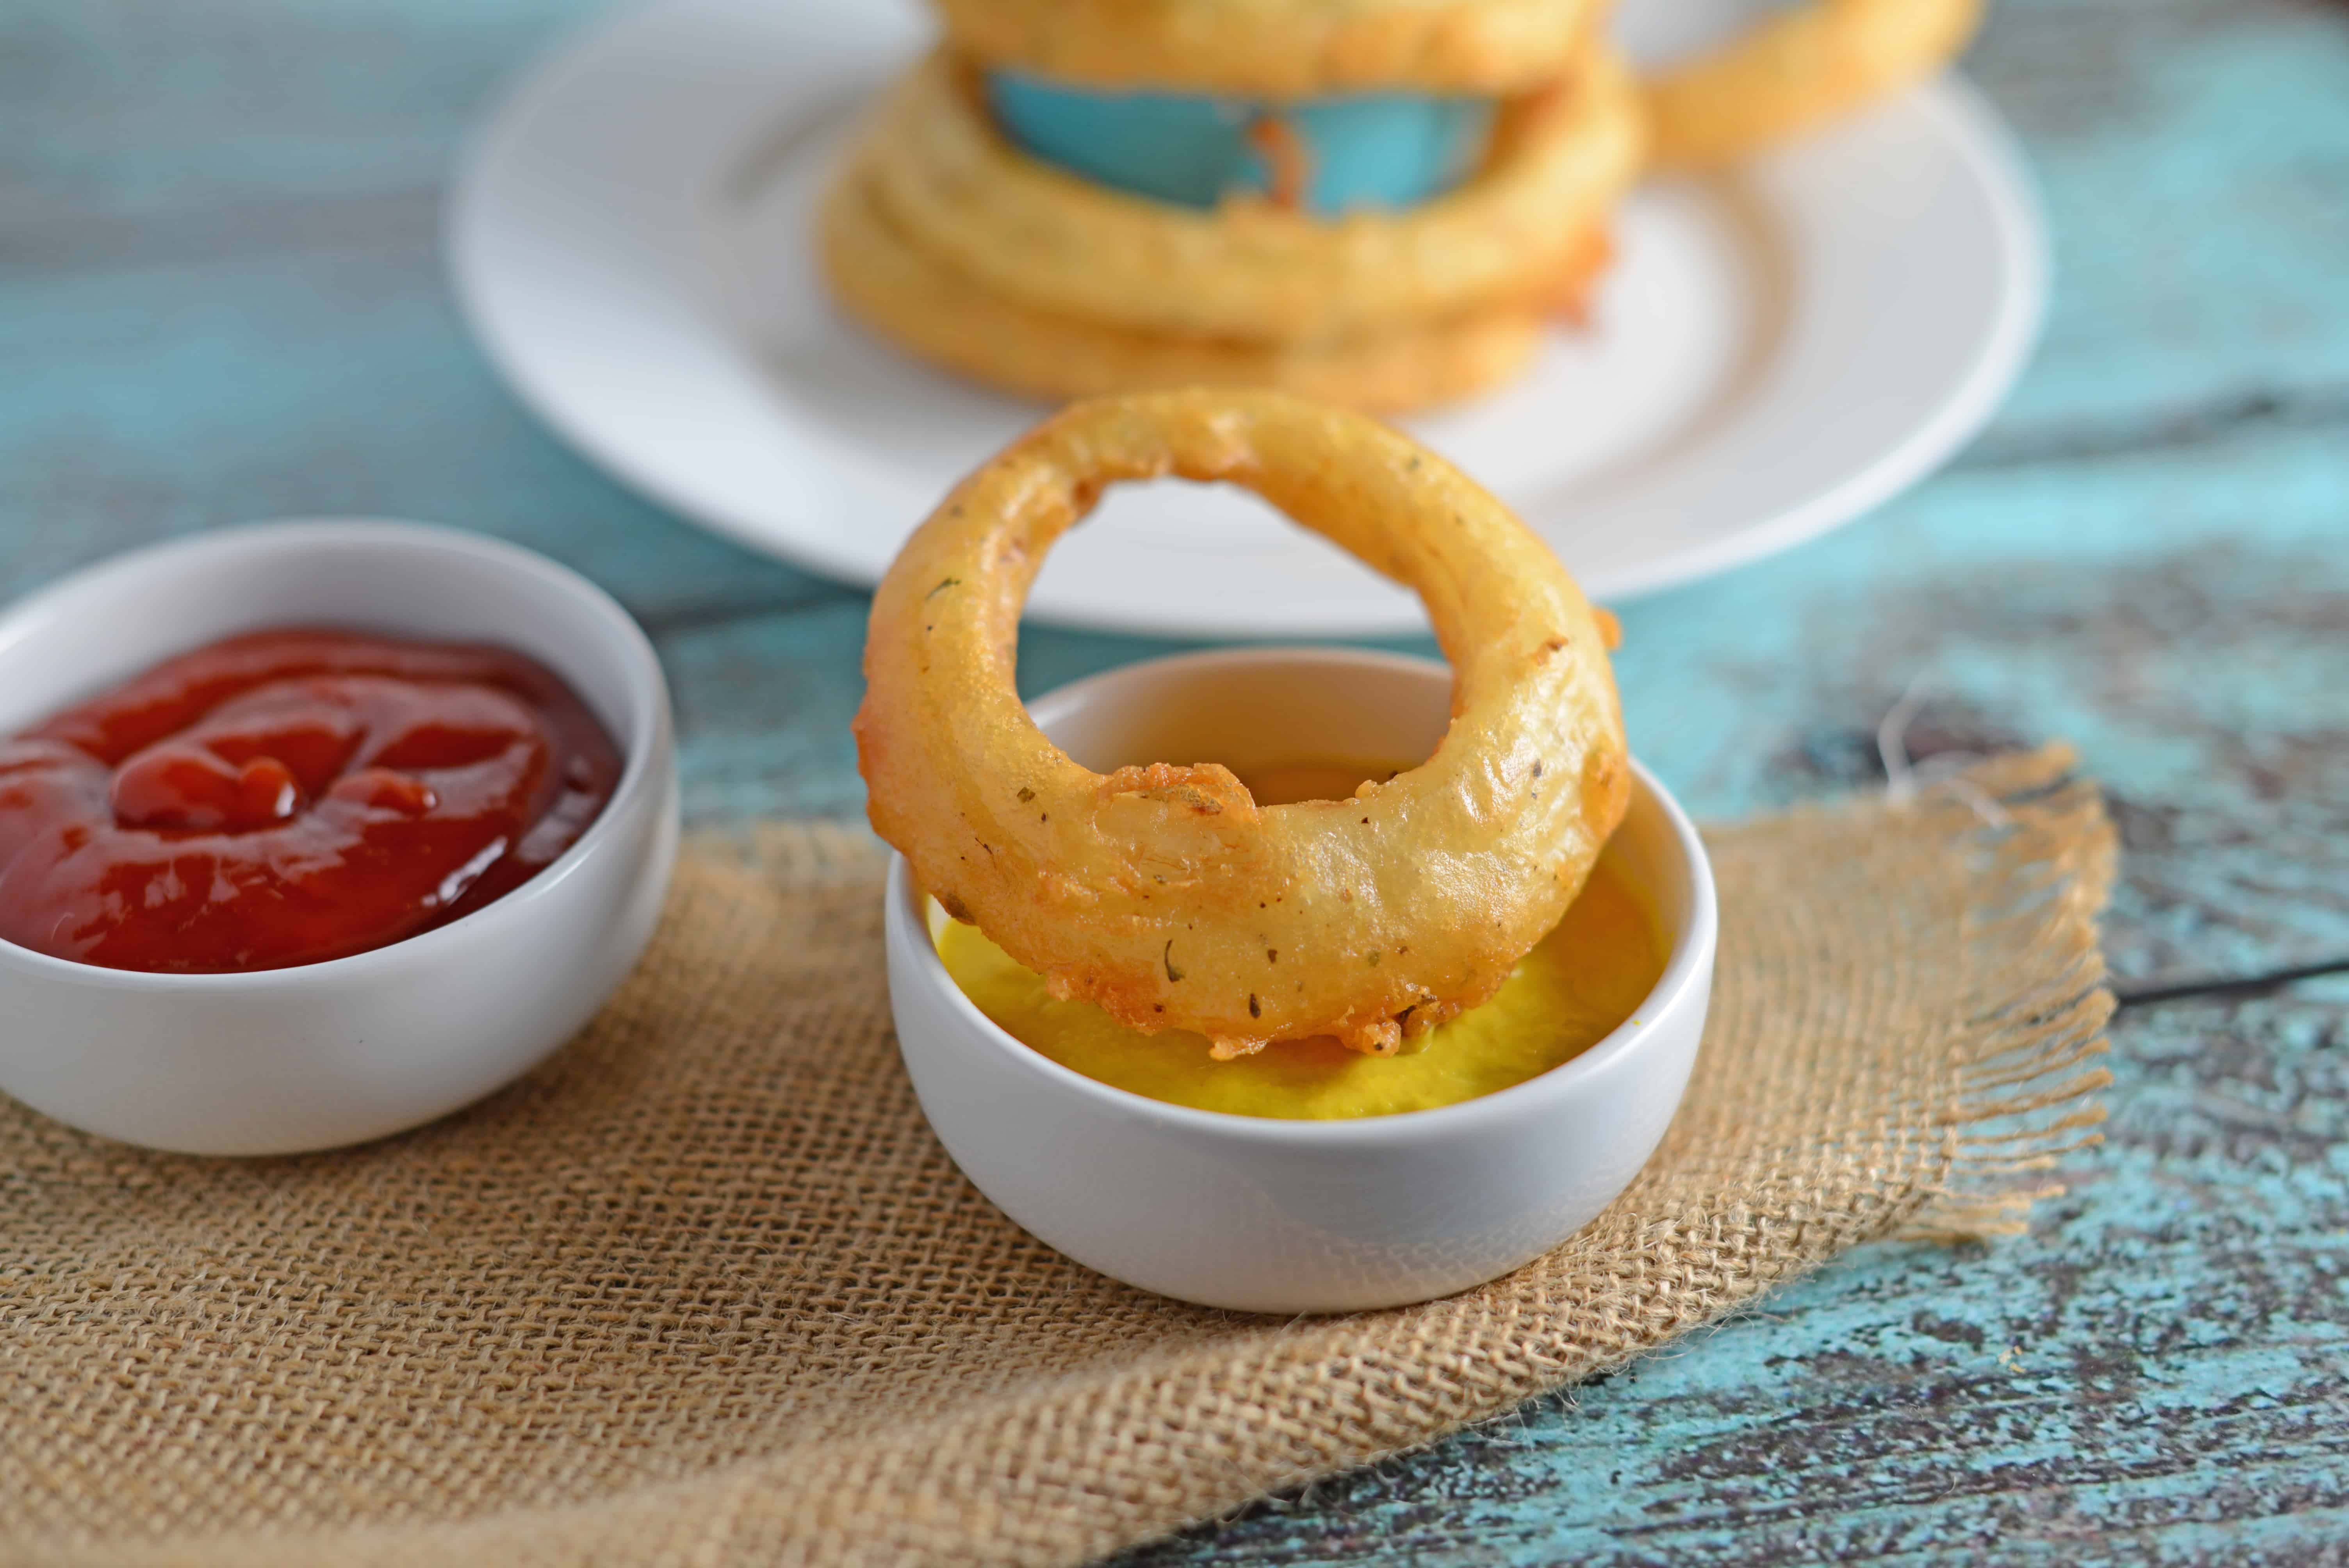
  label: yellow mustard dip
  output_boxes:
[935,745,1666,1120]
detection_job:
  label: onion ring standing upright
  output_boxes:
[855,389,1629,1057]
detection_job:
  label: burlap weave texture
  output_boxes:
[0,749,2115,1568]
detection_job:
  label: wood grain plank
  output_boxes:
[1118,980,2349,1566]
[0,243,834,625]
[1968,0,2349,439]
[1607,415,2349,986]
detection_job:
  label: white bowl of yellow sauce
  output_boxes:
[883,648,1716,1313]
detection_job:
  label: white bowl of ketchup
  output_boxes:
[0,520,678,1155]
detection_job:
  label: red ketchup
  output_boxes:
[0,629,622,973]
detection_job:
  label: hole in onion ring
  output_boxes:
[1018,476,1423,663]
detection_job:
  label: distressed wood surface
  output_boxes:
[2,0,2345,1561]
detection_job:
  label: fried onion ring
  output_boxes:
[853,49,1643,343]
[929,0,1608,98]
[855,389,1630,1057]
[1645,0,1985,169]
[820,168,1609,410]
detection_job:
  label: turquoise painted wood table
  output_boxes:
[4,0,2346,1559]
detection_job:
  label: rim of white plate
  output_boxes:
[446,0,2046,638]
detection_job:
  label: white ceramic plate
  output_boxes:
[447,0,2046,638]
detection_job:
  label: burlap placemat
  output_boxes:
[0,748,2115,1568]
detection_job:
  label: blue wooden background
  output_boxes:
[4,0,2346,1560]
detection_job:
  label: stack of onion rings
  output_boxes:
[823,0,1638,412]
[855,389,1631,1057]
[845,52,1642,345]
[819,0,1987,410]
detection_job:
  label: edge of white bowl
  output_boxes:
[887,661,1718,1148]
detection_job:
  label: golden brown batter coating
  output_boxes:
[852,48,1644,343]
[1645,0,1985,169]
[820,173,1613,410]
[855,390,1630,1056]
[929,0,1608,98]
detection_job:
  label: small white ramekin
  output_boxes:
[0,520,678,1156]
[886,647,1716,1314]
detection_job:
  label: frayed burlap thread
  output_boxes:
[0,748,2114,1568]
